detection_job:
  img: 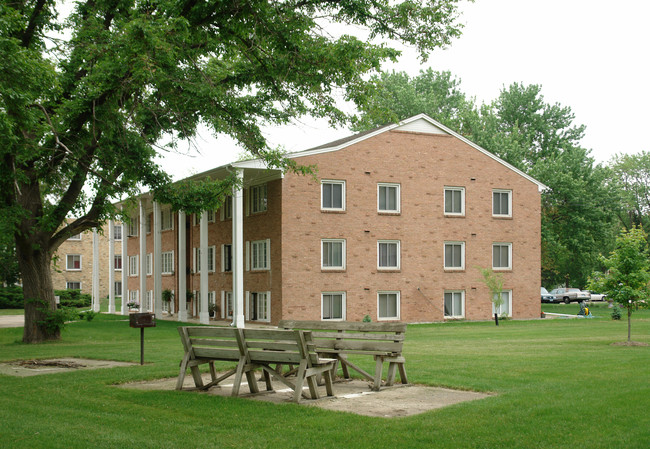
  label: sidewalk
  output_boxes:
[0,315,25,328]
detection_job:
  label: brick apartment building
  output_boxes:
[118,114,545,325]
[52,221,123,306]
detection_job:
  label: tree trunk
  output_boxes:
[16,239,60,343]
[627,306,632,342]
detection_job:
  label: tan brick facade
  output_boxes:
[116,116,543,323]
[51,223,123,298]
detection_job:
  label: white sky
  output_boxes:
[155,0,650,179]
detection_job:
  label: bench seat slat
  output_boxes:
[192,347,241,361]
[312,331,405,341]
[247,350,302,364]
[187,327,236,337]
[189,338,240,347]
[315,339,402,353]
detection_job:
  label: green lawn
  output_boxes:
[1,309,649,448]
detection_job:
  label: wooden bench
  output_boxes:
[278,320,408,391]
[177,326,336,403]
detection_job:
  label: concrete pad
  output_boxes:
[0,358,137,377]
[121,372,492,418]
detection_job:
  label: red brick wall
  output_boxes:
[280,130,541,322]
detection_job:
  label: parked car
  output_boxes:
[549,288,591,304]
[541,287,556,303]
[587,291,607,301]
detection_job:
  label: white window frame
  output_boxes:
[492,243,512,270]
[251,240,270,271]
[444,241,465,270]
[321,292,346,321]
[194,246,216,273]
[246,291,271,323]
[146,290,153,312]
[114,254,122,271]
[444,290,465,319]
[321,239,346,270]
[493,189,512,217]
[250,184,268,214]
[129,290,139,306]
[161,251,174,275]
[145,212,152,234]
[66,281,81,290]
[222,291,233,319]
[67,233,81,241]
[114,281,122,297]
[206,209,215,223]
[66,254,82,271]
[493,290,512,317]
[128,255,138,276]
[377,291,400,321]
[161,208,174,230]
[221,196,233,220]
[113,224,122,241]
[127,217,138,236]
[377,240,400,270]
[321,180,346,211]
[146,253,152,276]
[377,183,400,213]
[444,186,465,216]
[221,244,232,272]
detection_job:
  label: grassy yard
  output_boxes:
[1,308,648,448]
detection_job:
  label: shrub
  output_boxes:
[0,286,24,309]
[54,289,91,308]
[611,306,622,320]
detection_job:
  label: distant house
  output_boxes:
[116,114,544,324]
[51,220,123,307]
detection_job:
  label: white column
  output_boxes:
[121,210,128,315]
[153,201,162,319]
[232,169,245,328]
[108,219,115,314]
[139,198,147,312]
[199,211,209,324]
[177,210,187,322]
[92,228,100,312]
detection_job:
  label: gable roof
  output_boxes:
[280,114,547,192]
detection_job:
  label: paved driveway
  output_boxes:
[0,315,24,328]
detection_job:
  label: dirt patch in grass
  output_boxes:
[611,341,649,346]
[0,358,137,377]
[121,373,492,418]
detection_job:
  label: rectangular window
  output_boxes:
[146,290,153,311]
[129,255,138,276]
[444,242,465,270]
[378,240,400,269]
[145,213,152,234]
[127,217,138,236]
[161,208,173,230]
[248,291,270,322]
[114,254,122,271]
[223,196,232,220]
[321,180,345,210]
[321,239,345,270]
[251,240,270,270]
[444,290,465,318]
[251,184,268,213]
[493,189,512,217]
[378,291,400,320]
[129,290,139,306]
[114,281,122,297]
[493,243,512,270]
[113,224,122,241]
[161,251,174,274]
[222,244,232,272]
[68,233,81,241]
[194,246,216,273]
[493,290,512,317]
[66,281,81,290]
[444,187,465,215]
[146,253,152,276]
[66,254,81,271]
[378,183,400,213]
[223,291,233,319]
[322,292,345,320]
[206,210,215,223]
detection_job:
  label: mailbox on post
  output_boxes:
[129,313,156,365]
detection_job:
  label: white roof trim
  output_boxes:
[287,113,548,192]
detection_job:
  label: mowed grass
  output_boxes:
[0,306,648,449]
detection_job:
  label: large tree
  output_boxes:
[1,0,466,343]
[608,151,650,230]
[354,72,618,287]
